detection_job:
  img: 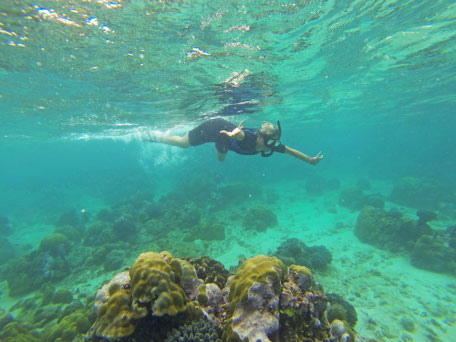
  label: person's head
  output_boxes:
[259,121,282,148]
[259,121,280,140]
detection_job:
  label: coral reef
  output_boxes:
[279,276,329,341]
[42,310,91,342]
[242,206,278,232]
[129,251,193,317]
[339,187,384,211]
[416,209,437,226]
[112,217,137,240]
[0,236,15,263]
[94,270,130,314]
[3,250,69,296]
[88,280,141,339]
[390,176,456,210]
[0,214,11,234]
[326,293,358,328]
[85,251,367,342]
[0,320,40,342]
[185,221,226,241]
[87,251,203,341]
[274,238,332,270]
[355,207,456,275]
[0,308,13,329]
[330,319,359,342]
[56,209,87,229]
[354,207,429,252]
[0,282,95,342]
[217,183,263,206]
[51,288,74,304]
[224,255,286,342]
[54,225,84,243]
[38,233,71,257]
[305,175,340,196]
[187,256,230,290]
[410,232,456,275]
[165,319,222,342]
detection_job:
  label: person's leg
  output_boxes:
[216,150,227,161]
[159,133,190,148]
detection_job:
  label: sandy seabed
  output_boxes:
[212,180,456,342]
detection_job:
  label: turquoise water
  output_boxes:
[1,0,456,341]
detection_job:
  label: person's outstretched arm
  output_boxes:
[284,147,323,165]
[216,120,244,162]
[220,120,245,141]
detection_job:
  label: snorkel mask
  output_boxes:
[260,121,282,157]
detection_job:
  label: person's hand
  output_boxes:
[220,120,244,138]
[309,151,323,165]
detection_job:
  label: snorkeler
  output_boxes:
[141,118,323,165]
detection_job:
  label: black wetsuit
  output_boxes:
[188,118,285,155]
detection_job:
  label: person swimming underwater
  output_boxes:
[141,118,323,165]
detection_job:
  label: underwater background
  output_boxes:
[1,0,456,341]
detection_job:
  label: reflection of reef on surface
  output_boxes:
[213,71,277,117]
[86,251,366,342]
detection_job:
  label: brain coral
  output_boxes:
[165,318,222,342]
[88,283,141,340]
[224,255,287,342]
[187,256,230,290]
[129,251,190,317]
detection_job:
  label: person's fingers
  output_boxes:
[238,120,245,129]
